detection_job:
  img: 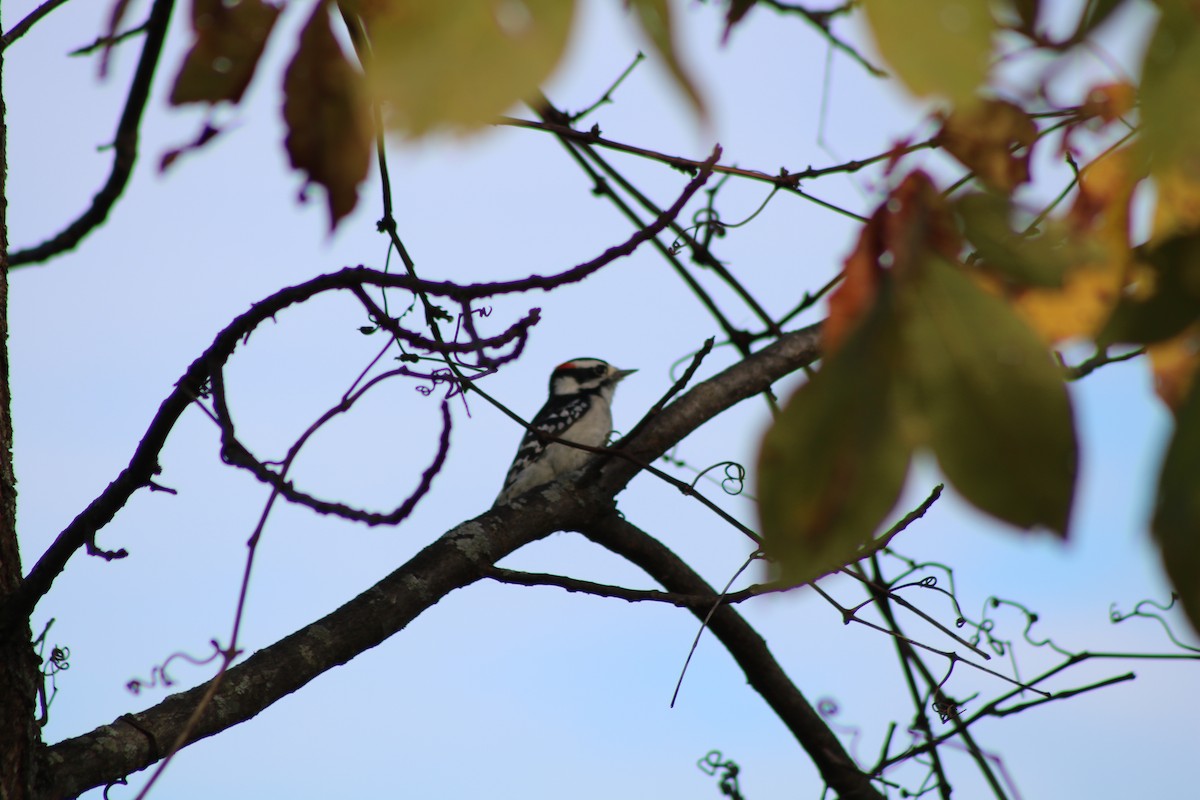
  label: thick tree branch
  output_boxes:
[0,24,43,800]
[36,323,824,798]
[36,497,592,799]
[596,323,821,493]
[577,514,884,800]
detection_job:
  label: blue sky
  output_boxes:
[6,0,1198,797]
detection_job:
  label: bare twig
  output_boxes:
[0,0,73,49]
[9,0,175,266]
[579,514,884,800]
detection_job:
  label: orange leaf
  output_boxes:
[1149,324,1200,412]
[283,3,373,231]
[938,100,1037,193]
[1080,82,1136,124]
[827,218,883,354]
[827,172,959,352]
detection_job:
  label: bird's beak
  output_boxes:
[613,368,637,382]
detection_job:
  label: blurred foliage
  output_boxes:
[168,0,700,228]
[752,0,1200,634]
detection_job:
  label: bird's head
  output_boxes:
[549,358,637,398]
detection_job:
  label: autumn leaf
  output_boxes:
[1153,375,1200,634]
[825,214,883,354]
[758,294,911,583]
[1152,166,1200,242]
[1140,2,1200,186]
[897,255,1077,537]
[956,193,1071,288]
[1079,82,1136,125]
[1148,324,1200,412]
[171,0,281,106]
[938,100,1037,193]
[1009,146,1144,343]
[828,173,958,352]
[862,0,993,107]
[283,3,373,230]
[1100,232,1200,349]
[358,0,576,137]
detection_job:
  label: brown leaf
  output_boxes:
[1080,82,1136,124]
[938,99,1037,193]
[826,172,959,353]
[171,0,281,106]
[826,217,884,354]
[1149,324,1200,412]
[283,3,373,231]
[723,0,757,40]
[160,123,224,172]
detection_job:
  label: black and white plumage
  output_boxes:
[494,358,636,505]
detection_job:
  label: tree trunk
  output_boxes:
[0,33,41,800]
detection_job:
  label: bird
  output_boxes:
[494,358,636,505]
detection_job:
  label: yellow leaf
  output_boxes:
[1010,147,1145,343]
[360,0,577,136]
[1153,168,1200,242]
[938,100,1036,193]
[862,0,993,107]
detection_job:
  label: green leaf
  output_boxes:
[862,0,993,107]
[628,0,706,117]
[362,0,577,136]
[1153,376,1200,635]
[898,257,1077,536]
[283,4,373,230]
[171,0,281,106]
[757,296,912,583]
[956,193,1071,288]
[1099,232,1200,345]
[1140,4,1200,181]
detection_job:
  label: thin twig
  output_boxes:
[0,0,72,50]
[10,0,175,266]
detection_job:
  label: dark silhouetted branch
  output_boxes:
[9,0,173,266]
[578,513,885,800]
[35,319,827,799]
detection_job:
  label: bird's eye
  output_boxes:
[593,365,607,376]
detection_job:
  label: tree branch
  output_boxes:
[577,514,884,800]
[0,0,73,50]
[35,322,825,798]
[9,0,173,267]
[3,161,718,631]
